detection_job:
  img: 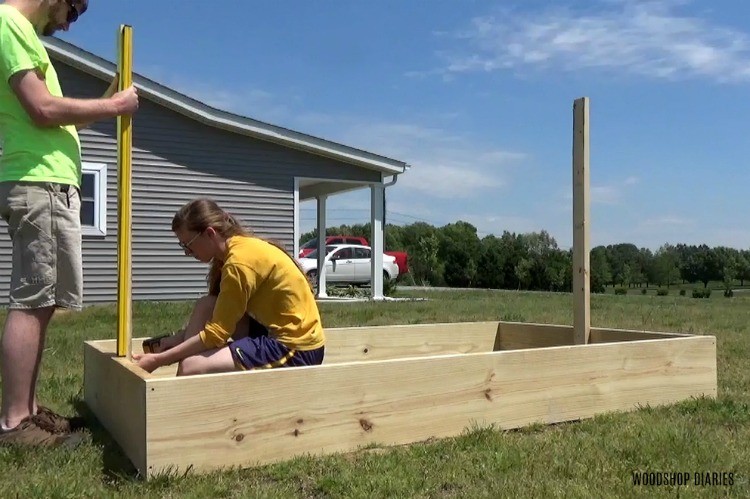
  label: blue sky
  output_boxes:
[55,0,750,250]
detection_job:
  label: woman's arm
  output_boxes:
[134,267,250,372]
[133,333,206,373]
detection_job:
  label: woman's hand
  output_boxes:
[132,352,164,373]
[136,333,207,374]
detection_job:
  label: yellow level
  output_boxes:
[116,25,133,358]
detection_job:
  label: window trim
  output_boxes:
[80,162,107,237]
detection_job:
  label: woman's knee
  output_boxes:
[177,355,206,376]
[177,348,236,376]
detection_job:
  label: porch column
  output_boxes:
[316,195,328,298]
[370,183,385,300]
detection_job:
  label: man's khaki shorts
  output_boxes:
[0,181,83,310]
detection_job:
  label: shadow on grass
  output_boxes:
[71,397,141,482]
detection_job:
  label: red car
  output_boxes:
[299,236,409,275]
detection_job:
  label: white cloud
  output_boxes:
[564,177,637,205]
[136,69,527,202]
[136,65,294,123]
[465,214,542,237]
[315,120,528,199]
[140,66,536,236]
[292,118,531,234]
[593,216,750,251]
[590,185,621,205]
[437,0,750,82]
[639,215,692,227]
[703,228,750,250]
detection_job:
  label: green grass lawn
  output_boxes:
[601,280,750,297]
[1,289,748,498]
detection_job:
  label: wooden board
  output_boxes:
[322,322,500,363]
[84,323,717,477]
[84,341,148,473]
[103,321,705,378]
[495,322,574,350]
[495,322,693,350]
[572,97,591,345]
[590,327,691,343]
[118,335,714,476]
[115,321,503,378]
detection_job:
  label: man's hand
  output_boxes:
[77,79,138,129]
[132,352,163,373]
[112,85,139,115]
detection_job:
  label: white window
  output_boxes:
[80,162,107,237]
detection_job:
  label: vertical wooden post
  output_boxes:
[572,97,590,345]
[116,25,133,358]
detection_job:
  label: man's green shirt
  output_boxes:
[0,4,81,187]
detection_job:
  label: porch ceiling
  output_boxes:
[298,180,371,201]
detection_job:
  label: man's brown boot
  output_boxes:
[34,406,87,433]
[0,417,84,447]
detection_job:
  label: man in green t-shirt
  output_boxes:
[0,0,139,447]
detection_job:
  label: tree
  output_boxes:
[650,244,680,287]
[438,221,481,287]
[738,251,750,286]
[714,246,740,293]
[497,231,526,289]
[675,243,697,284]
[543,250,572,292]
[620,264,633,288]
[635,248,653,287]
[514,257,533,290]
[476,235,507,289]
[412,233,442,285]
[606,243,640,286]
[682,245,722,288]
[400,222,442,285]
[590,246,611,293]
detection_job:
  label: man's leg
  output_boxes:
[1,183,83,436]
[0,312,82,446]
[1,307,54,429]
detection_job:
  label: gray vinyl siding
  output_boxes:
[0,60,381,306]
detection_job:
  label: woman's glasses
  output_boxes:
[179,231,203,252]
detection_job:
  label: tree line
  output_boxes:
[299,222,750,292]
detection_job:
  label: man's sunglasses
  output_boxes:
[65,0,85,24]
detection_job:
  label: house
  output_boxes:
[0,37,408,306]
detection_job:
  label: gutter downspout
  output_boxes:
[382,171,402,227]
[383,173,400,188]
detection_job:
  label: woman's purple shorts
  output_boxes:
[229,316,324,370]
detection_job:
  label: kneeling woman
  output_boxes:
[133,198,325,375]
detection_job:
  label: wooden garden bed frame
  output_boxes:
[84,323,716,477]
[84,89,717,477]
